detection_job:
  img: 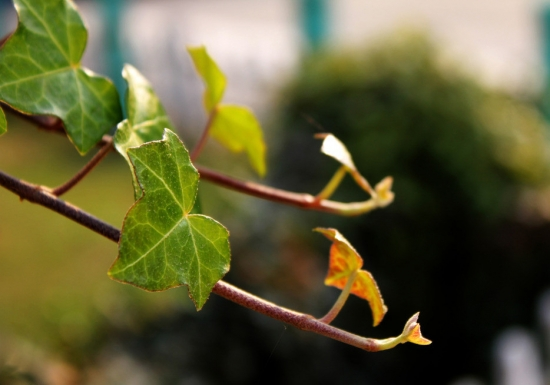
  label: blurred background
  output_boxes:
[2,0,550,384]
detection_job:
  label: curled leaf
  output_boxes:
[374,176,395,207]
[316,133,395,203]
[315,227,387,326]
[372,313,432,351]
[403,313,432,345]
[109,129,231,310]
[0,0,122,154]
[187,46,226,112]
[316,133,356,170]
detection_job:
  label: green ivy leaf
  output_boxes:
[188,46,267,177]
[187,46,226,112]
[0,108,5,136]
[109,129,230,310]
[211,105,266,177]
[115,64,174,198]
[0,0,122,154]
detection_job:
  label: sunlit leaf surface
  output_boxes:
[188,46,267,176]
[187,46,226,112]
[109,130,231,310]
[318,133,356,170]
[315,227,387,326]
[211,105,266,177]
[0,0,122,154]
[115,64,174,198]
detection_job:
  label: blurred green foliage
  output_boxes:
[274,31,550,383]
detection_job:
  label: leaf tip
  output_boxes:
[402,312,432,345]
[374,176,395,207]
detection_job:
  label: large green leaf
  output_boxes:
[0,108,5,136]
[211,105,266,177]
[115,64,174,198]
[109,129,230,309]
[0,0,122,154]
[187,46,226,112]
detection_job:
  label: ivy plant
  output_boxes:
[0,0,430,355]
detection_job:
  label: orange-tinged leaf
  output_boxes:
[315,227,387,326]
[353,270,388,326]
[408,324,432,345]
[371,312,431,351]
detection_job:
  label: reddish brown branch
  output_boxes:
[197,166,380,216]
[0,169,381,351]
[7,111,381,216]
[190,107,217,161]
[50,137,114,196]
[0,170,120,241]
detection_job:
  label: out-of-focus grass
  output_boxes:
[0,116,187,359]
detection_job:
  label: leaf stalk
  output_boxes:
[49,137,114,196]
[191,106,218,161]
[318,270,357,324]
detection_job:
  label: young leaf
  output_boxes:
[0,0,122,154]
[188,46,267,177]
[211,105,267,177]
[109,129,231,310]
[372,313,432,351]
[0,108,5,136]
[317,133,356,170]
[187,46,226,112]
[114,64,174,198]
[315,227,387,326]
[317,133,395,206]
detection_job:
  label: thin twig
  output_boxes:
[50,137,114,196]
[318,270,357,324]
[9,113,385,216]
[0,170,120,241]
[0,169,384,352]
[190,107,217,161]
[197,165,382,216]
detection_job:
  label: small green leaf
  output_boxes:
[109,129,231,310]
[211,105,266,177]
[187,46,226,112]
[114,64,174,198]
[0,0,122,154]
[0,108,6,136]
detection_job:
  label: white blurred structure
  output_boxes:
[2,0,545,126]
[67,0,546,130]
[494,328,544,385]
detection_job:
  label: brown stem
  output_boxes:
[9,113,383,216]
[190,107,218,162]
[0,170,120,242]
[0,168,381,351]
[50,137,114,196]
[197,166,381,216]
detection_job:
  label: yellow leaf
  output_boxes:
[187,46,226,112]
[210,105,267,177]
